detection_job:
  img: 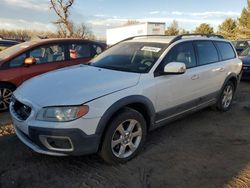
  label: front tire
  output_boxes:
[0,83,15,112]
[100,108,147,164]
[217,81,235,112]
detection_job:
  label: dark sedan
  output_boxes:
[240,47,250,80]
[0,39,19,51]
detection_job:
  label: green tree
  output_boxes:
[218,18,237,40]
[165,20,179,35]
[194,23,214,34]
[237,0,250,38]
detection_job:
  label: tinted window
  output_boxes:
[29,44,65,64]
[195,41,219,65]
[9,53,27,67]
[215,42,236,60]
[162,42,196,69]
[69,43,91,59]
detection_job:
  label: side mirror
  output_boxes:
[24,57,36,66]
[164,62,186,74]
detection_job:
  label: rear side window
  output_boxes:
[194,41,219,65]
[69,43,91,60]
[215,42,236,60]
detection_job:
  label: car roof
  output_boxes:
[127,35,227,44]
[22,38,106,48]
[130,36,176,44]
[29,38,101,43]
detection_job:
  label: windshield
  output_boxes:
[90,42,167,73]
[0,41,38,61]
[240,47,250,57]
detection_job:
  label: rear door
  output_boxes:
[193,40,224,95]
[213,41,237,88]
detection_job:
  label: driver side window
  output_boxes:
[162,42,197,69]
[29,44,65,64]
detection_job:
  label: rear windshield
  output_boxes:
[0,41,38,61]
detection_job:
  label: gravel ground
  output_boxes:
[0,82,250,188]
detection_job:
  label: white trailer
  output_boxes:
[106,22,166,45]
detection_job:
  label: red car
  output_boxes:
[0,39,106,111]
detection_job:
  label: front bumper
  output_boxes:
[14,124,101,156]
[10,96,102,156]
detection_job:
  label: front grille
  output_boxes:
[12,99,31,121]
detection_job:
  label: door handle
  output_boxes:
[218,67,225,72]
[191,74,200,80]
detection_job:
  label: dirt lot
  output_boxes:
[0,82,250,188]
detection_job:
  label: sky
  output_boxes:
[0,0,248,39]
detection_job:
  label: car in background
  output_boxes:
[233,39,250,55]
[0,38,106,111]
[239,46,250,80]
[0,39,20,51]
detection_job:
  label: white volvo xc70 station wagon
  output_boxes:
[10,34,242,164]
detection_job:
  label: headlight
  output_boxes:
[36,105,89,122]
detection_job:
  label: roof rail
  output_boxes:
[111,34,224,46]
[112,35,168,46]
[169,33,224,44]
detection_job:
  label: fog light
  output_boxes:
[39,135,73,152]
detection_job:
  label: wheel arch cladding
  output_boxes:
[0,81,17,89]
[95,95,156,148]
[224,73,238,91]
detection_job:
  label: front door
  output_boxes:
[154,42,201,121]
[20,43,70,82]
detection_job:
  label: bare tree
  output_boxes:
[0,29,58,41]
[124,20,140,26]
[50,0,92,38]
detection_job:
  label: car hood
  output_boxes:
[14,65,140,107]
[240,56,250,65]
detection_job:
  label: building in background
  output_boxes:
[106,22,165,45]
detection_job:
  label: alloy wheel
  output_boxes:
[111,119,142,159]
[222,85,233,109]
[0,88,12,111]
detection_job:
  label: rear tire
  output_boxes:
[217,81,235,112]
[0,83,15,112]
[100,108,147,164]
